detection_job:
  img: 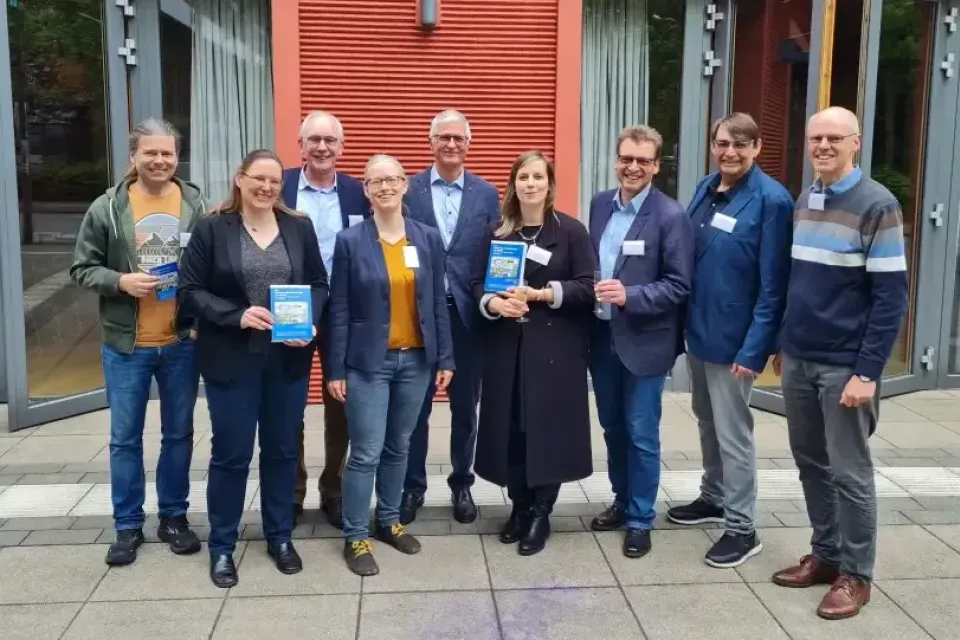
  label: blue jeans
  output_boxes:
[342,349,432,541]
[101,340,199,531]
[589,326,665,530]
[406,301,480,494]
[205,354,309,556]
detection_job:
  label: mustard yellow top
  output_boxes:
[380,237,424,350]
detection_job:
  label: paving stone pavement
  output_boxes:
[2,390,960,638]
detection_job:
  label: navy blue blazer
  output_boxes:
[403,168,500,330]
[326,217,455,380]
[589,187,694,378]
[685,167,794,372]
[280,168,370,225]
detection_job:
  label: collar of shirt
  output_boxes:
[613,184,651,215]
[430,165,465,190]
[708,163,754,200]
[299,168,338,194]
[812,166,862,196]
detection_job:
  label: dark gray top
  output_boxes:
[241,229,292,351]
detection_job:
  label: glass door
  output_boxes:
[0,0,130,431]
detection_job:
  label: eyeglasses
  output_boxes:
[242,173,281,188]
[806,134,858,146]
[712,140,755,151]
[365,175,406,189]
[304,135,340,148]
[616,155,657,168]
[433,134,468,146]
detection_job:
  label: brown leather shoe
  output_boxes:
[817,574,871,620]
[772,555,841,588]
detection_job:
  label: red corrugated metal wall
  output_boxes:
[298,0,561,403]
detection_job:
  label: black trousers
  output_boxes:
[505,337,560,515]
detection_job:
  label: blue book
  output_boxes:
[148,262,179,302]
[483,241,527,293]
[270,284,314,342]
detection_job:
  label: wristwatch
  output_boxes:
[858,375,873,383]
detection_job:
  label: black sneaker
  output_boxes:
[623,528,652,558]
[105,529,145,566]
[590,505,626,531]
[705,531,762,568]
[344,539,379,576]
[157,515,202,555]
[452,488,478,524]
[666,498,725,525]
[375,523,422,555]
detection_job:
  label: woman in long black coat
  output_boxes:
[471,150,597,556]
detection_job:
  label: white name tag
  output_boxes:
[622,240,645,256]
[808,193,826,211]
[403,245,420,269]
[179,232,191,247]
[348,215,363,227]
[711,212,737,233]
[526,245,552,266]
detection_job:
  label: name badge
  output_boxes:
[403,245,420,269]
[808,193,826,211]
[348,215,363,227]
[527,245,552,266]
[622,240,645,256]
[179,232,191,247]
[711,212,737,233]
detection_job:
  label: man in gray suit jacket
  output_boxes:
[400,110,501,525]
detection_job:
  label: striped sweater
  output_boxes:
[779,169,908,379]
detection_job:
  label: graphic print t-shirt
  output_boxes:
[128,183,183,346]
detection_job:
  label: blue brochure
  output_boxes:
[483,241,527,293]
[270,284,314,342]
[148,262,179,302]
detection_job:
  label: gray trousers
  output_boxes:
[781,354,878,580]
[687,354,757,534]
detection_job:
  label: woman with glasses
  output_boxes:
[179,149,328,588]
[472,150,596,556]
[327,154,454,576]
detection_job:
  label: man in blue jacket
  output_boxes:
[588,125,694,558]
[282,110,370,530]
[667,113,793,569]
[400,110,501,524]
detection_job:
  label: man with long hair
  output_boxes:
[70,117,207,566]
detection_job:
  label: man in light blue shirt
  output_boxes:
[596,185,650,320]
[280,111,370,531]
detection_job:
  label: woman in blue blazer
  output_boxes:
[326,154,455,576]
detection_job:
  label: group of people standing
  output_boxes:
[71,104,906,621]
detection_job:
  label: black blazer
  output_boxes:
[179,211,329,384]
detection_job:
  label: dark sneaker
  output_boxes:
[375,523,422,555]
[399,492,424,525]
[623,528,652,558]
[105,529,145,566]
[452,488,478,523]
[344,539,379,576]
[590,505,626,531]
[157,516,202,555]
[666,498,724,525]
[321,497,344,530]
[705,531,762,568]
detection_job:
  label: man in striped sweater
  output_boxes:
[771,107,908,620]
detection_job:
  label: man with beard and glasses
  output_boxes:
[71,118,208,566]
[668,112,793,569]
[399,109,501,525]
[587,125,693,559]
[281,110,370,530]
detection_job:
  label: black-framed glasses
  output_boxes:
[433,134,468,146]
[365,176,406,189]
[806,134,858,146]
[304,135,340,147]
[616,155,657,168]
[712,139,755,151]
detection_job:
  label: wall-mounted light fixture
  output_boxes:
[417,0,439,30]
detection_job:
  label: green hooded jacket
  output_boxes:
[69,176,209,354]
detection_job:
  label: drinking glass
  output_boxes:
[594,270,610,319]
[514,280,530,323]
